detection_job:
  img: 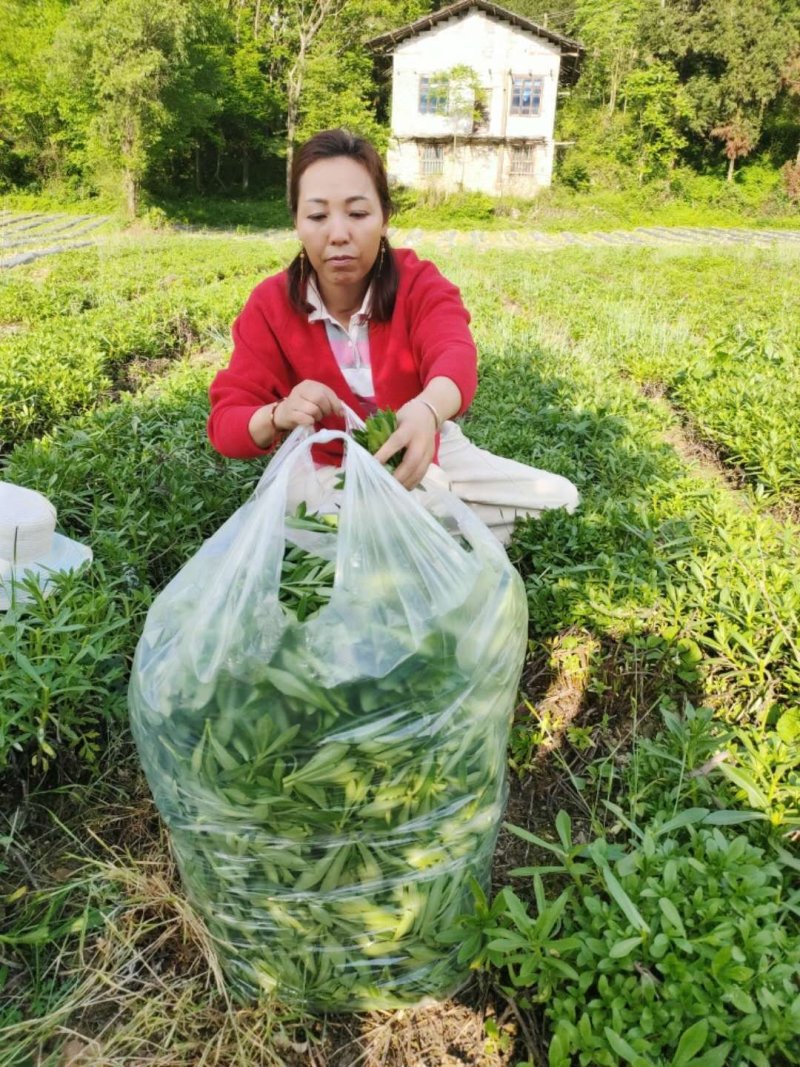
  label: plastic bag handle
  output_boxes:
[342,403,366,433]
[254,403,365,497]
[279,402,365,442]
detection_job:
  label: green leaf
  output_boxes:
[773,845,800,873]
[776,709,800,744]
[702,809,766,825]
[604,1027,646,1065]
[656,808,709,836]
[689,1043,733,1067]
[718,764,768,809]
[658,897,686,938]
[601,865,650,934]
[710,945,731,979]
[608,936,642,959]
[727,988,757,1014]
[671,1018,708,1065]
[501,889,533,934]
[504,822,567,858]
[555,809,572,850]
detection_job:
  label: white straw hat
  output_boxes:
[0,481,93,610]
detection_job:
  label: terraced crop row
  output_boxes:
[0,234,292,449]
[478,243,800,501]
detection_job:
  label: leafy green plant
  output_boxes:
[716,718,800,831]
[0,568,143,772]
[2,364,260,776]
[0,235,288,448]
[491,815,800,1067]
[460,700,800,1065]
[669,327,800,499]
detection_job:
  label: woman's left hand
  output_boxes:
[373,399,438,490]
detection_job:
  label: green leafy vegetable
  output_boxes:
[129,444,528,1009]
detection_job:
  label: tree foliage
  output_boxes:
[0,0,799,207]
[621,61,690,181]
[536,0,800,186]
[48,0,220,213]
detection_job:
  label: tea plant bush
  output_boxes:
[0,234,291,449]
[670,327,800,498]
[473,243,800,502]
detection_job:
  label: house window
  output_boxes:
[420,143,444,176]
[509,75,543,116]
[510,144,536,175]
[419,75,449,115]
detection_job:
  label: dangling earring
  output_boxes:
[377,238,386,276]
[299,247,307,283]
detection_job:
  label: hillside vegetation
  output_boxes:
[1,231,798,1064]
[0,0,798,217]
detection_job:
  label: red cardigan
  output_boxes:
[207,248,478,461]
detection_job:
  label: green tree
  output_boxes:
[51,0,214,215]
[296,46,387,148]
[780,45,800,165]
[220,39,284,191]
[0,0,68,188]
[620,60,690,181]
[271,0,427,191]
[684,0,798,179]
[573,0,646,115]
[778,45,800,200]
[260,0,354,196]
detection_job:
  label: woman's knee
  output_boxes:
[557,475,580,514]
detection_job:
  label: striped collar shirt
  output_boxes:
[306,277,377,412]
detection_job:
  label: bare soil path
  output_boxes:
[2,211,800,269]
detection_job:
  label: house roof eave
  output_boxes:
[366,0,583,59]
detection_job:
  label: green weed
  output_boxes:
[472,708,800,1066]
[2,235,800,1061]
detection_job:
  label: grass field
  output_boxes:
[4,167,800,234]
[1,232,799,1066]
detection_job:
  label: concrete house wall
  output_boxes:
[386,8,563,196]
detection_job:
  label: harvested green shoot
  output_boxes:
[129,429,528,1010]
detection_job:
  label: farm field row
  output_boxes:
[3,237,800,503]
[1,239,798,1065]
[0,234,293,449]
[452,242,800,504]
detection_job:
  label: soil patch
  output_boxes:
[640,381,800,525]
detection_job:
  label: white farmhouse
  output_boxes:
[368,0,582,196]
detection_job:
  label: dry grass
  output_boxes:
[1,775,523,1067]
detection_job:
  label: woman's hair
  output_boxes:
[287,129,399,322]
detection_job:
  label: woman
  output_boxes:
[208,128,578,543]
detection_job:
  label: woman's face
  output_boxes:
[295,156,388,301]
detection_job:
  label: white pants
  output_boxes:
[425,421,579,543]
[287,421,579,545]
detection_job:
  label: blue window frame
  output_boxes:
[510,75,543,116]
[419,75,449,115]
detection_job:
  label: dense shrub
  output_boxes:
[468,709,800,1067]
[2,367,260,776]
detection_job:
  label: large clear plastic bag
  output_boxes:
[128,417,528,1011]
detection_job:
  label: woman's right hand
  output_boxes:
[273,380,344,431]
